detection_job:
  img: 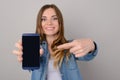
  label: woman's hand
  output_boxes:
[12,39,23,62]
[57,39,95,57]
[12,39,44,62]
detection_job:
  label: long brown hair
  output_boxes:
[36,4,70,68]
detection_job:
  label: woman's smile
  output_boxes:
[45,26,55,31]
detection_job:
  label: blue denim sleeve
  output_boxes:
[76,42,98,61]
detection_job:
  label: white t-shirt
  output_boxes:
[47,59,62,80]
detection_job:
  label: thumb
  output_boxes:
[39,46,44,56]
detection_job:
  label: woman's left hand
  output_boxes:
[57,39,95,57]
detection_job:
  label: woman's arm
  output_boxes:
[57,39,98,61]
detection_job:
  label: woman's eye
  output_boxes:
[51,17,58,21]
[52,17,58,20]
[41,18,46,21]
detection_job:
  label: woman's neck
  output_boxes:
[46,35,56,57]
[46,35,57,46]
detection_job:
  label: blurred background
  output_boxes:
[0,0,120,80]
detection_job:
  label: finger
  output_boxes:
[74,49,89,57]
[73,46,89,55]
[39,46,44,56]
[17,56,23,63]
[75,52,86,57]
[70,45,82,53]
[15,42,23,50]
[12,50,22,56]
[57,42,74,50]
[18,39,22,45]
[72,49,84,55]
[39,48,44,56]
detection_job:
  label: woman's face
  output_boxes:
[41,8,59,37]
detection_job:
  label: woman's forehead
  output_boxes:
[42,8,56,16]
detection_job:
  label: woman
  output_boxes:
[13,4,98,80]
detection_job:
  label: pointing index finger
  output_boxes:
[57,42,74,50]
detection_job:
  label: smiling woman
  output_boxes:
[13,4,98,80]
[41,8,59,37]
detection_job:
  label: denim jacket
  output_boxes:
[31,41,98,80]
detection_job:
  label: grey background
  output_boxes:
[0,0,120,80]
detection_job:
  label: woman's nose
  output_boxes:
[47,19,52,25]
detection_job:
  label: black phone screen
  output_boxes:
[22,33,40,70]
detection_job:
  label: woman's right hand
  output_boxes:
[13,39,23,62]
[12,39,44,63]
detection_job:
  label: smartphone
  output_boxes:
[22,33,40,70]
